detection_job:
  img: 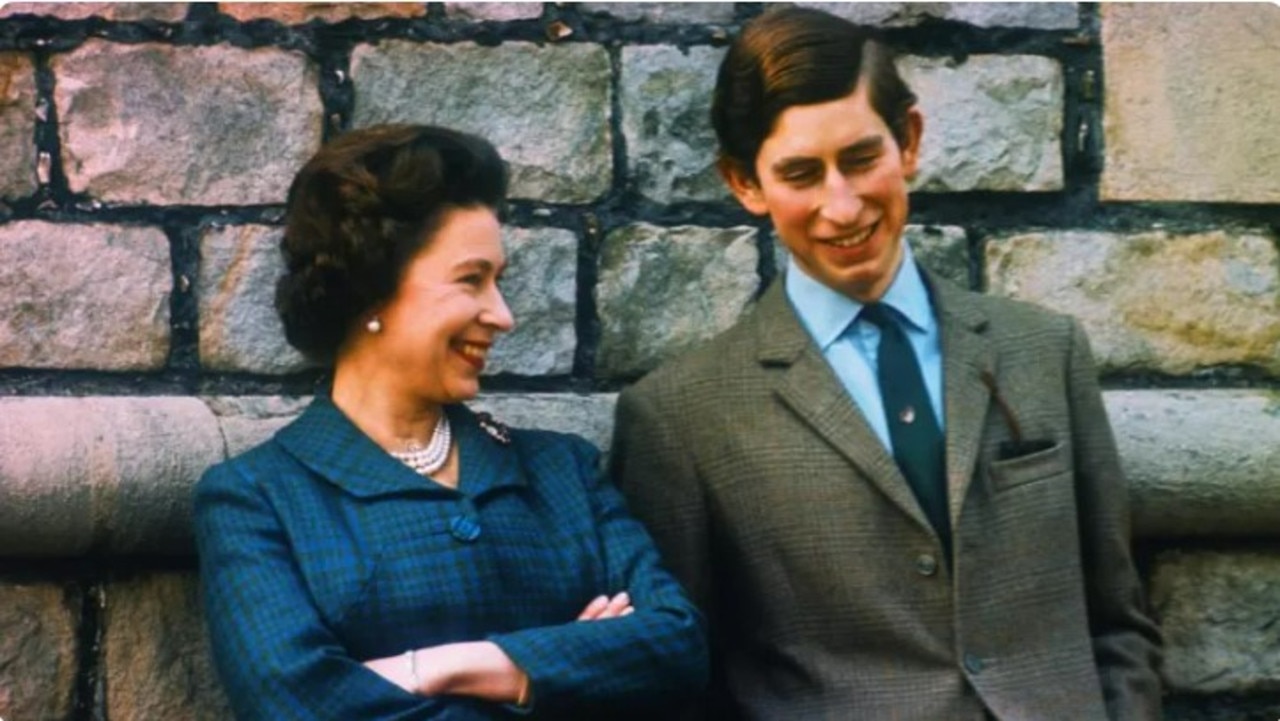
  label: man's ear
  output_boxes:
[900,106,924,181]
[718,157,770,216]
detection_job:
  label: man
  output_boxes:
[610,8,1162,719]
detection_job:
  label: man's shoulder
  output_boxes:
[938,280,1076,339]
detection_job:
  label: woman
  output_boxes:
[194,124,707,720]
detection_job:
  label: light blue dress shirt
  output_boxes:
[784,244,945,452]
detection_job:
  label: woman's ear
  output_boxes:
[900,106,925,181]
[717,157,770,216]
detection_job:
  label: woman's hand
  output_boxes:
[577,591,634,621]
[363,641,525,701]
[363,592,632,700]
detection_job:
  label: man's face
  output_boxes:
[724,84,923,303]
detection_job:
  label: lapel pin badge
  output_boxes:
[475,412,512,445]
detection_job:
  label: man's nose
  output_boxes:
[818,172,862,225]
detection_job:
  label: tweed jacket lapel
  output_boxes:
[276,395,527,499]
[754,281,935,535]
[926,271,997,527]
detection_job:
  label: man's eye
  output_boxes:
[458,273,483,286]
[841,155,877,173]
[780,168,819,185]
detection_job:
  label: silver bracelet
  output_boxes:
[405,649,422,690]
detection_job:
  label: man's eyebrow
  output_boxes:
[771,135,886,172]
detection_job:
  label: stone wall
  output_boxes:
[0,3,1277,719]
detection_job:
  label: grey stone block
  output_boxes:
[0,397,223,557]
[986,230,1280,375]
[794,2,1078,29]
[1102,3,1280,203]
[902,55,1064,192]
[198,224,311,374]
[444,3,543,21]
[489,226,578,376]
[0,222,171,371]
[620,45,728,203]
[1106,390,1280,539]
[204,395,310,458]
[472,392,619,454]
[1151,550,1280,693]
[351,41,612,203]
[906,225,970,288]
[218,2,425,23]
[580,3,735,23]
[596,223,759,378]
[53,40,322,205]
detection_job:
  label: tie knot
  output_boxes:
[859,303,899,330]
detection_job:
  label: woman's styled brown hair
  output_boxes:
[711,7,918,177]
[275,124,508,363]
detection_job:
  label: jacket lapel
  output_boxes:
[755,282,936,535]
[276,396,529,499]
[451,404,529,500]
[927,272,997,527]
[276,394,452,498]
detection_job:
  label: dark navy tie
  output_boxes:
[860,303,950,555]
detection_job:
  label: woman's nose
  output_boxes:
[484,287,516,332]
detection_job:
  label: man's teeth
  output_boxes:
[459,344,488,361]
[828,225,875,247]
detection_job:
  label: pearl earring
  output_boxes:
[366,317,382,334]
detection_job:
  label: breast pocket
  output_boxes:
[987,440,1070,492]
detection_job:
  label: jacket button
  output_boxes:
[914,553,938,577]
[449,515,482,542]
[963,652,984,675]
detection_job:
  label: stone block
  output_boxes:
[204,395,310,457]
[472,392,619,454]
[198,224,310,374]
[1151,550,1280,693]
[0,397,223,556]
[351,41,611,203]
[596,223,759,378]
[103,573,232,721]
[795,2,1078,29]
[620,45,728,203]
[985,230,1280,375]
[488,226,577,376]
[902,55,1063,192]
[0,2,189,20]
[0,582,77,720]
[906,225,969,288]
[1106,390,1280,539]
[444,3,543,21]
[0,222,171,371]
[218,3,426,23]
[579,3,736,23]
[0,53,38,200]
[1101,4,1280,203]
[53,40,322,206]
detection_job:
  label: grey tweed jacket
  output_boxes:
[610,272,1162,721]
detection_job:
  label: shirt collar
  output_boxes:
[785,241,934,350]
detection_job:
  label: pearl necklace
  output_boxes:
[389,413,452,476]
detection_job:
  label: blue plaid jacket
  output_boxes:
[195,394,708,720]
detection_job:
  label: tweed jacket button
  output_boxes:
[914,553,938,577]
[963,652,985,675]
[449,515,482,542]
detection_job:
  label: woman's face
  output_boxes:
[369,205,514,404]
[724,84,922,303]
